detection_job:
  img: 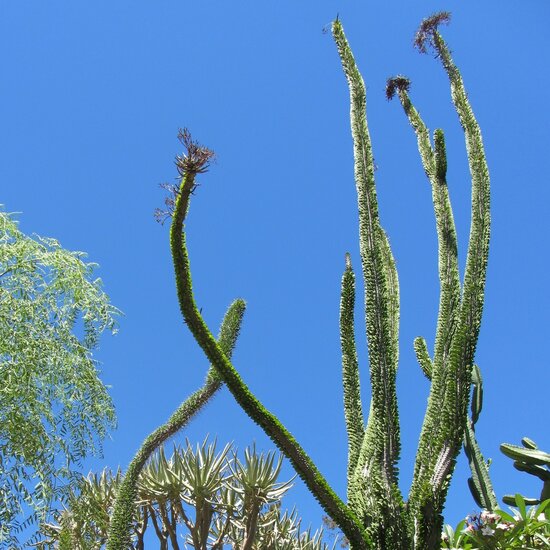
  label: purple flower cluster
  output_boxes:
[463,511,513,537]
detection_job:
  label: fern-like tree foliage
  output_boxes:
[0,209,118,545]
[108,12,492,550]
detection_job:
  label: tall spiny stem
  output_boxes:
[387,81,461,527]
[332,19,407,549]
[169,131,371,549]
[340,253,365,493]
[386,78,461,365]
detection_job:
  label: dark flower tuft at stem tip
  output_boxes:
[385,76,411,101]
[414,11,451,54]
[175,128,215,177]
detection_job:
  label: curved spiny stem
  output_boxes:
[340,253,365,493]
[106,299,246,549]
[169,134,371,549]
[388,84,462,523]
[414,14,491,350]
[412,338,497,512]
[332,17,400,484]
[333,19,406,548]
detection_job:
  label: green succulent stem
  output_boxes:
[169,169,371,549]
[464,417,498,510]
[340,254,365,493]
[333,19,406,548]
[107,382,220,549]
[500,438,550,503]
[109,12,494,550]
[461,364,497,511]
[106,299,246,549]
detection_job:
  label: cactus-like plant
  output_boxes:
[463,365,498,511]
[500,438,550,506]
[107,12,492,550]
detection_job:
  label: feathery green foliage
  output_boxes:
[0,209,118,545]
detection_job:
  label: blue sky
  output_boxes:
[2,0,549,540]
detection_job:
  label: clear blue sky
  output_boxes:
[2,0,549,539]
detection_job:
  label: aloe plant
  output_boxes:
[106,12,492,550]
[41,442,332,550]
[40,469,125,550]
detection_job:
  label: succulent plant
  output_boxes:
[41,443,331,550]
[462,365,498,510]
[501,438,550,506]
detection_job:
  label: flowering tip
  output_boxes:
[385,76,411,101]
[175,128,215,177]
[414,11,451,54]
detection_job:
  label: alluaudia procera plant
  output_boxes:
[108,12,491,550]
